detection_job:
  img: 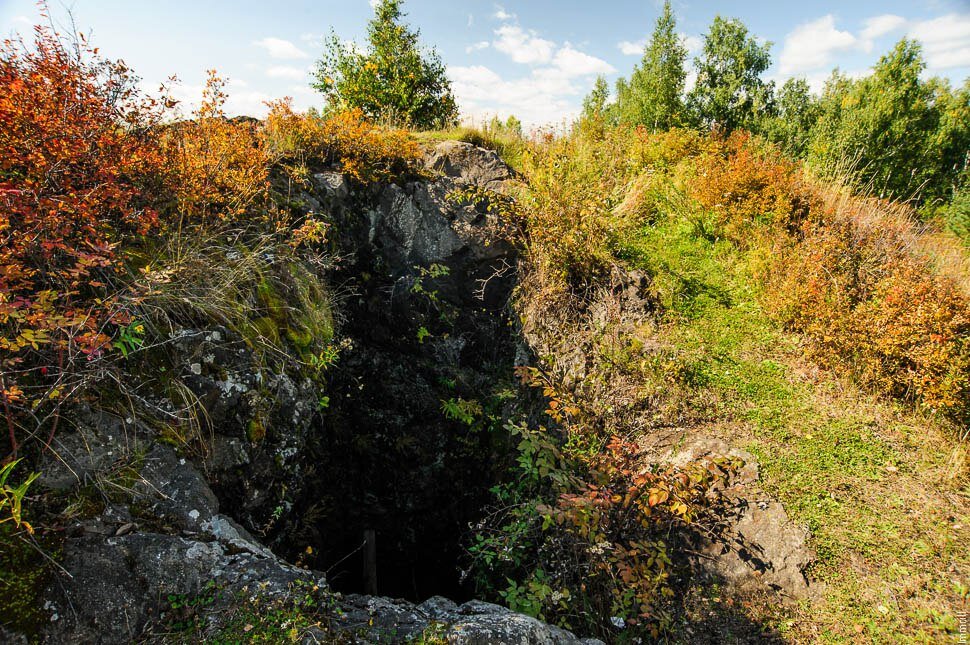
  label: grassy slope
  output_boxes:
[623,213,969,643]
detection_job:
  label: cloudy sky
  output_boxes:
[1,0,968,128]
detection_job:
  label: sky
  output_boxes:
[1,0,969,129]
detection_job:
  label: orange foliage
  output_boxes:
[689,131,814,239]
[764,212,970,420]
[160,71,269,222]
[264,99,421,184]
[0,24,167,454]
[0,19,424,457]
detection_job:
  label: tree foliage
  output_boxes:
[613,1,687,130]
[312,0,458,130]
[759,78,820,158]
[807,40,968,203]
[687,16,774,132]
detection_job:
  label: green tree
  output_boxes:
[688,16,774,132]
[614,0,687,130]
[807,40,966,203]
[760,78,821,157]
[577,75,611,138]
[312,0,458,129]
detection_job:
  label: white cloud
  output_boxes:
[858,15,906,52]
[553,45,615,76]
[860,14,906,42]
[618,39,646,56]
[493,24,555,64]
[779,15,857,74]
[450,64,578,129]
[369,0,380,9]
[253,37,309,60]
[909,14,970,70]
[466,41,490,53]
[494,6,516,21]
[619,32,699,57]
[681,34,702,55]
[449,43,613,127]
[266,65,308,80]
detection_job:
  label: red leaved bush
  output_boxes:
[0,24,167,455]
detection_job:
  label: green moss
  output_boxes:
[285,325,313,350]
[0,526,61,637]
[247,414,267,443]
[250,316,281,346]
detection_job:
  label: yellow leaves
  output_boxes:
[646,487,668,507]
[263,102,421,184]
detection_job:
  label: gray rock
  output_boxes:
[668,435,815,600]
[313,171,350,201]
[336,595,600,644]
[426,141,514,190]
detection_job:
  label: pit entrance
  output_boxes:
[275,257,519,603]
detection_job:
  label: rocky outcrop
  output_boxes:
[666,435,815,600]
[21,140,812,643]
[27,141,596,644]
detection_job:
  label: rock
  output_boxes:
[312,171,349,201]
[42,531,323,644]
[425,141,514,190]
[668,435,815,600]
[39,408,154,491]
[335,595,603,644]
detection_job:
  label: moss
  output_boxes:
[250,316,281,346]
[247,414,267,443]
[0,525,62,637]
[285,325,313,350]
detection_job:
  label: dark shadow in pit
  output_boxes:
[269,246,519,603]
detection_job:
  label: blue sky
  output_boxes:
[1,0,968,128]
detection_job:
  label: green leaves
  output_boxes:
[688,15,774,133]
[613,0,688,131]
[311,0,458,130]
[0,459,39,534]
[806,40,968,204]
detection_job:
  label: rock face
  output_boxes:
[271,142,521,599]
[667,436,815,600]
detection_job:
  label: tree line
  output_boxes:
[581,2,969,222]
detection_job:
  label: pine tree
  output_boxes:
[312,0,458,129]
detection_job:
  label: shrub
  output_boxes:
[0,24,165,455]
[517,128,648,293]
[264,100,421,184]
[689,131,814,239]
[160,71,269,223]
[468,372,736,639]
[764,209,970,424]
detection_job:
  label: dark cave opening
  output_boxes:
[272,254,520,604]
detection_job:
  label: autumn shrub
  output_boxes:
[468,368,735,639]
[689,131,815,240]
[0,24,166,455]
[264,99,421,184]
[517,128,649,294]
[629,126,703,171]
[159,71,269,223]
[764,210,970,424]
